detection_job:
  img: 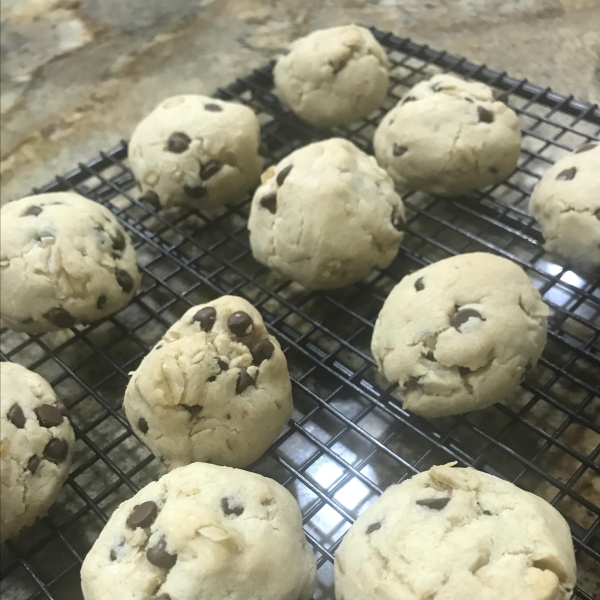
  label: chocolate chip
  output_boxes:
[140,190,161,209]
[116,269,134,294]
[366,522,381,534]
[424,351,436,361]
[391,209,405,231]
[556,167,577,181]
[28,455,41,474]
[393,143,408,157]
[126,501,158,529]
[200,159,222,180]
[138,418,149,434]
[227,311,253,336]
[204,103,223,112]
[35,404,64,428]
[193,306,217,331]
[7,404,26,428]
[44,307,76,328]
[183,404,202,418]
[458,366,471,376]
[489,166,498,174]
[167,132,191,153]
[575,142,597,154]
[24,205,43,217]
[146,536,177,570]
[96,294,107,310]
[452,308,485,331]
[112,231,126,252]
[183,184,206,199]
[403,96,417,104]
[414,277,424,291]
[43,439,69,463]
[236,368,255,394]
[464,97,474,103]
[477,106,494,123]
[276,165,293,186]
[260,193,277,213]
[109,549,117,561]
[250,339,274,365]
[493,89,509,104]
[221,497,244,516]
[216,357,229,372]
[416,497,450,510]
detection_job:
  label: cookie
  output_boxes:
[248,138,405,290]
[335,464,576,600]
[1,362,75,541]
[371,253,549,417]
[0,192,141,333]
[374,74,521,196]
[129,95,264,210]
[529,141,600,274]
[273,24,389,127]
[81,462,317,600]
[124,296,293,469]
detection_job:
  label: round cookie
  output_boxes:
[0,192,141,334]
[273,24,389,127]
[124,296,293,469]
[335,464,576,600]
[129,95,264,210]
[1,362,75,541]
[529,141,600,274]
[374,74,521,196]
[371,253,549,417]
[81,462,317,600]
[248,138,405,290]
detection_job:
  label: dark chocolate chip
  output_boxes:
[221,497,244,516]
[183,404,202,418]
[414,277,424,291]
[236,368,255,394]
[260,193,277,213]
[250,339,274,365]
[416,497,450,510]
[140,190,161,209]
[44,307,76,328]
[493,89,509,104]
[216,357,229,372]
[200,159,222,181]
[464,97,474,103]
[477,106,494,123]
[116,269,134,294]
[193,306,217,331]
[452,308,485,331]
[27,455,41,474]
[276,165,293,186]
[556,167,577,181]
[458,366,471,376]
[7,404,26,428]
[43,439,69,463]
[126,501,158,529]
[183,184,206,199]
[366,522,381,534]
[575,142,597,154]
[204,103,223,112]
[403,95,417,104]
[227,311,253,336]
[138,418,149,434]
[24,205,43,217]
[112,231,126,252]
[489,166,499,174]
[35,404,64,428]
[393,143,408,157]
[109,549,117,561]
[167,132,191,153]
[97,294,107,310]
[391,209,405,231]
[146,536,177,569]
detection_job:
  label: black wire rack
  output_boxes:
[1,27,599,600]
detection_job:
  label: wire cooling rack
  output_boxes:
[1,27,599,600]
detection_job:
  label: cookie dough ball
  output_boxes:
[371,253,549,417]
[0,192,141,333]
[335,464,576,600]
[248,138,405,290]
[529,141,600,274]
[374,74,521,196]
[81,462,317,600]
[1,362,75,541]
[124,296,293,469]
[273,24,389,127]
[129,95,264,210]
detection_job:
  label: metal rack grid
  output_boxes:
[1,27,599,600]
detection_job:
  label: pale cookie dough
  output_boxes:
[371,253,549,417]
[0,192,141,333]
[529,141,600,274]
[1,362,75,542]
[335,464,577,600]
[248,138,405,290]
[129,95,264,210]
[81,462,317,600]
[273,24,389,127]
[124,296,293,469]
[374,74,521,196]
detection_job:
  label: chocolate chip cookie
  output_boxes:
[0,192,141,333]
[124,296,293,469]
